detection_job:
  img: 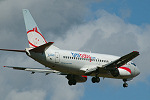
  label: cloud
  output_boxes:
[0,0,150,100]
[0,0,100,48]
[55,10,139,54]
[50,81,84,100]
[5,90,46,100]
[119,8,131,19]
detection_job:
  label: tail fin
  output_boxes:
[23,9,47,48]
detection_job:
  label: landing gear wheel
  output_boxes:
[92,77,100,83]
[96,77,100,83]
[68,80,76,86]
[92,77,96,83]
[123,83,128,88]
[68,80,72,85]
[72,80,76,85]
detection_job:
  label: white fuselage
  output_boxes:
[27,48,139,79]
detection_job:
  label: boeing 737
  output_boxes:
[0,9,140,88]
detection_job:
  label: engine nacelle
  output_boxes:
[66,75,87,83]
[118,67,131,76]
[110,67,131,77]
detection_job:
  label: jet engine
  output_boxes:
[66,74,87,85]
[110,67,131,77]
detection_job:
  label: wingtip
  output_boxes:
[50,42,54,44]
[133,51,140,55]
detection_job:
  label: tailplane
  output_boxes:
[23,9,47,48]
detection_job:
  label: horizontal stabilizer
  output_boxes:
[3,66,60,75]
[30,42,54,53]
[0,49,26,52]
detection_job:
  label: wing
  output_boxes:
[104,51,140,70]
[80,51,139,75]
[3,66,60,75]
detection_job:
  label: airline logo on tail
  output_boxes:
[27,27,47,48]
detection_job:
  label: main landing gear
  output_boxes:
[68,79,76,86]
[123,79,128,88]
[91,77,100,83]
[66,75,77,86]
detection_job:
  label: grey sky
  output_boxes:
[0,0,149,100]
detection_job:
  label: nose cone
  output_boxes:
[134,67,140,76]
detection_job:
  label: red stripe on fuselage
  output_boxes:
[82,75,87,80]
[119,67,131,74]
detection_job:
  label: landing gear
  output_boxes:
[123,79,128,88]
[68,79,76,86]
[91,77,100,83]
[66,75,77,86]
[123,83,128,88]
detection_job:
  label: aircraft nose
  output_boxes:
[134,67,140,76]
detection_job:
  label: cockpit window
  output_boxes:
[131,62,136,66]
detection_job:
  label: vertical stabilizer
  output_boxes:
[23,9,47,48]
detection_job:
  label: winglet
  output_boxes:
[29,42,54,53]
[133,51,140,55]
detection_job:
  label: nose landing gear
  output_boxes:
[123,82,128,88]
[123,79,128,88]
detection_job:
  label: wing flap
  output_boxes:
[80,65,99,75]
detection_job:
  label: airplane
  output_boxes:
[0,9,140,88]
